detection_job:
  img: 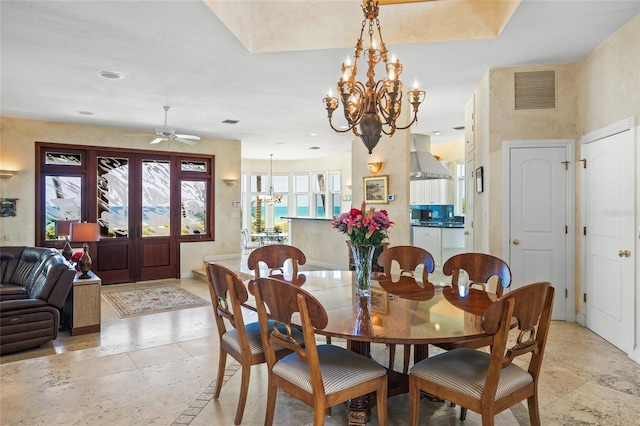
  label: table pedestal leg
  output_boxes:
[347,340,371,425]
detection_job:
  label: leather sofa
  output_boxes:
[0,246,75,355]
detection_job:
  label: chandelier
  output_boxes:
[261,154,282,205]
[322,0,425,154]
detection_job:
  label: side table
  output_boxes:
[64,270,101,335]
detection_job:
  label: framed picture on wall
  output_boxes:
[476,166,484,193]
[364,175,389,204]
[0,198,18,217]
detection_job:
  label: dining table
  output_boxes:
[244,270,498,425]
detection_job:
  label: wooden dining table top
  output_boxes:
[245,270,498,346]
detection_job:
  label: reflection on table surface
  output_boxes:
[245,270,497,346]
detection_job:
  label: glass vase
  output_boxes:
[349,243,375,297]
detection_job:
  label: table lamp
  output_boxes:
[54,219,78,262]
[70,222,100,279]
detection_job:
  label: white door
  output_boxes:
[465,157,474,251]
[506,142,573,321]
[583,128,635,355]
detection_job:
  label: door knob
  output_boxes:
[623,250,631,257]
[464,231,469,235]
[512,239,519,245]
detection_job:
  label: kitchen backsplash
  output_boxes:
[410,204,462,223]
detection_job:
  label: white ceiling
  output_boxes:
[1,1,638,160]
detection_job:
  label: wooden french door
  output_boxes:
[93,151,177,283]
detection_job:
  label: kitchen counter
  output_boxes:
[411,222,464,228]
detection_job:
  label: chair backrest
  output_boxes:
[206,262,250,344]
[442,252,512,296]
[481,281,554,397]
[247,244,306,279]
[249,277,328,392]
[377,245,435,283]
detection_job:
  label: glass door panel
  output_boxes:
[45,175,82,240]
[97,156,129,237]
[181,180,207,234]
[141,159,171,237]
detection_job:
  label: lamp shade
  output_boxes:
[54,219,79,237]
[70,222,100,243]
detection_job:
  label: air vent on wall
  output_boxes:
[514,70,556,110]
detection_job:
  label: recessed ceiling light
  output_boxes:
[276,142,283,145]
[453,126,465,131]
[309,133,318,136]
[433,131,441,135]
[98,71,125,79]
[222,119,239,124]
[78,111,93,115]
[309,146,321,150]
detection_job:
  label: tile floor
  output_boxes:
[1,257,639,425]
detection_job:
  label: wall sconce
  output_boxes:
[0,170,17,179]
[367,162,384,175]
[223,178,237,187]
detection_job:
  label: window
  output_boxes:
[312,172,326,218]
[250,174,267,232]
[272,174,289,226]
[294,174,310,217]
[329,172,342,216]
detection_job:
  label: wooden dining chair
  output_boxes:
[377,245,435,374]
[249,277,388,426]
[409,281,554,426]
[437,252,513,419]
[247,244,306,281]
[443,252,512,297]
[206,262,301,425]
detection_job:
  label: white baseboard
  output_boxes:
[575,312,586,327]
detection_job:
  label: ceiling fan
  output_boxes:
[149,105,200,145]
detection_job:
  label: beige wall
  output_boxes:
[352,131,412,247]
[576,14,640,136]
[0,116,242,277]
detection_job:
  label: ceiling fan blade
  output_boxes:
[175,137,198,146]
[150,137,164,144]
[175,134,200,140]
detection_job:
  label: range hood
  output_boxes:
[410,134,452,180]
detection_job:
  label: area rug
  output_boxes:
[102,285,210,318]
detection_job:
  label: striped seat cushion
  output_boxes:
[410,348,532,400]
[222,321,303,356]
[273,344,387,394]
